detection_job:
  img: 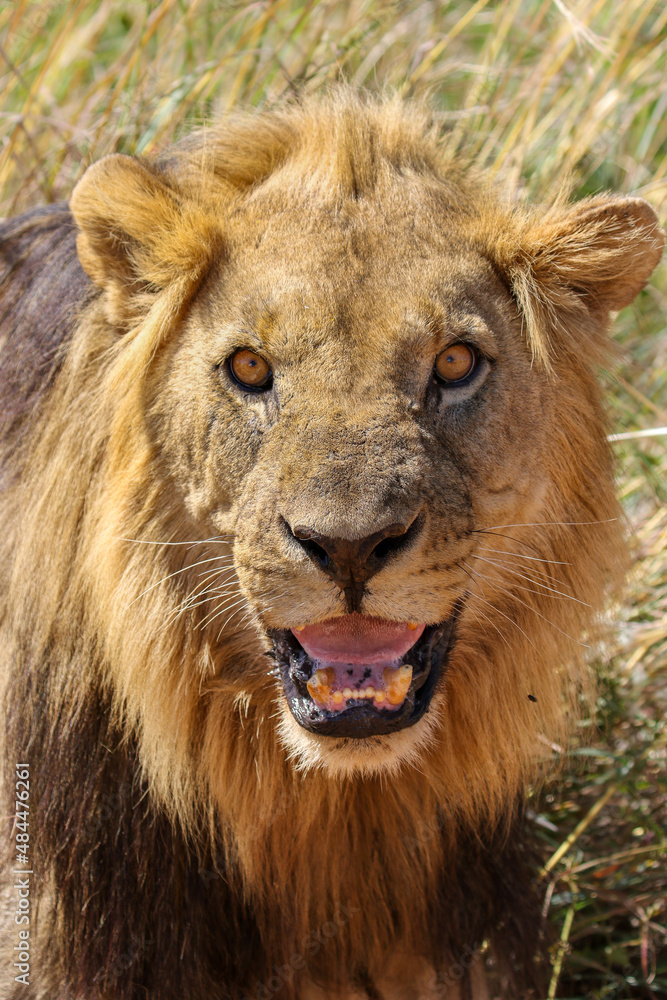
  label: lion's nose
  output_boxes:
[288,519,420,610]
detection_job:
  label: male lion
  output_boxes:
[0,91,663,1000]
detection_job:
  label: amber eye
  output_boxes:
[228,348,273,391]
[434,343,477,384]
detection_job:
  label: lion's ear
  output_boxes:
[504,196,664,363]
[70,154,223,326]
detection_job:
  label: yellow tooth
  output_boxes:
[374,690,385,703]
[365,686,375,698]
[383,664,413,705]
[332,691,343,704]
[343,686,352,699]
[294,625,306,632]
[307,668,336,704]
[356,689,366,698]
[408,621,420,630]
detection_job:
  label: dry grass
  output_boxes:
[1,2,665,996]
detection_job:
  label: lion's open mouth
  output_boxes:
[267,600,463,737]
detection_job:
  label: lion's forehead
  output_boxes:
[199,221,513,369]
[228,199,489,288]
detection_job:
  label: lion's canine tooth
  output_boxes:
[383,664,413,705]
[294,625,306,632]
[307,667,336,705]
[408,621,419,630]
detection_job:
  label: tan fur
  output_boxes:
[1,90,663,998]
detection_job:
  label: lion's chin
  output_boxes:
[275,691,444,779]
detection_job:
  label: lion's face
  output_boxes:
[146,194,552,767]
[68,97,662,784]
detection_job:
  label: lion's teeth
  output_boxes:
[307,668,336,705]
[307,666,412,710]
[408,621,420,630]
[383,664,413,705]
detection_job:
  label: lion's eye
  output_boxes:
[228,348,273,391]
[434,343,477,385]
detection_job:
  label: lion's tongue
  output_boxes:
[292,615,425,713]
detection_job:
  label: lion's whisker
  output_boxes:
[476,545,570,567]
[473,555,589,606]
[461,563,537,650]
[466,590,536,650]
[475,557,568,591]
[216,603,254,640]
[473,555,571,592]
[190,577,239,599]
[474,570,572,604]
[474,550,566,587]
[202,594,247,629]
[164,572,242,621]
[197,566,236,581]
[201,595,252,631]
[167,586,231,621]
[466,565,589,648]
[470,529,552,558]
[120,534,233,547]
[156,573,245,632]
[477,518,618,531]
[126,556,232,609]
[464,599,511,648]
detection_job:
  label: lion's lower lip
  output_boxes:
[267,600,465,738]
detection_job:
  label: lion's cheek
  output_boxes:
[150,391,265,527]
[431,376,553,528]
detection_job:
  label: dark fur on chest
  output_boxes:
[4,653,547,1000]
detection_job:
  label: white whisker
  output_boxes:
[466,564,588,647]
[477,518,617,531]
[119,534,233,548]
[200,595,250,631]
[125,556,230,609]
[475,553,568,590]
[477,545,570,566]
[473,555,589,606]
[461,563,537,650]
[465,600,511,648]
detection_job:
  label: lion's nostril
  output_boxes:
[370,527,410,562]
[296,536,329,568]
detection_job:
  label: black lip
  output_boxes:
[267,597,465,738]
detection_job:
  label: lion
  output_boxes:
[0,90,663,1000]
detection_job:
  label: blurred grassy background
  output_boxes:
[0,1,665,996]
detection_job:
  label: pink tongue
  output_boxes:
[293,614,424,663]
